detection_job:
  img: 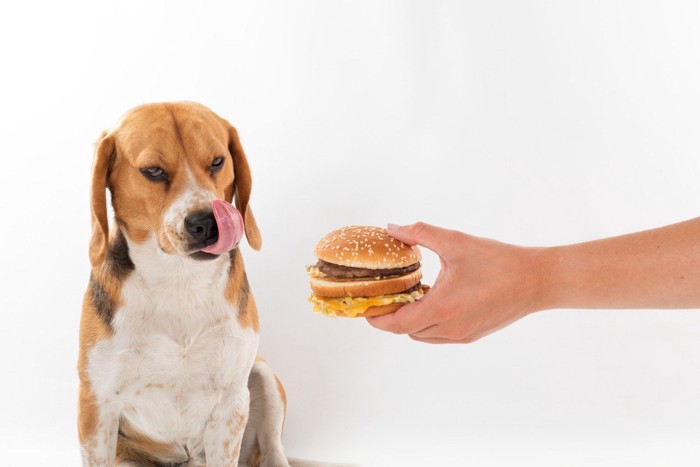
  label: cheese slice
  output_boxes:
[309,289,424,317]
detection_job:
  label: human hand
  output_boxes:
[366,222,546,344]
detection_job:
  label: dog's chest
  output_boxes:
[88,255,257,442]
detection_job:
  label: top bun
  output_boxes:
[314,225,421,269]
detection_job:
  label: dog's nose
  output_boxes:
[184,211,218,244]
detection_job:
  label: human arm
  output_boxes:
[366,218,700,344]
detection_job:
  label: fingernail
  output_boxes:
[387,223,401,230]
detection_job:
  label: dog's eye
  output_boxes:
[210,156,225,172]
[141,167,167,181]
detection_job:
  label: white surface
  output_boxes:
[1,1,700,466]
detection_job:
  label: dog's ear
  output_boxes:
[89,131,115,267]
[226,124,262,251]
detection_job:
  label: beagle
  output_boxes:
[78,102,289,466]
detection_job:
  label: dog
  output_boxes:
[78,102,289,466]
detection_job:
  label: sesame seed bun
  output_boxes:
[314,225,421,269]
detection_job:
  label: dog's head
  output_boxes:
[89,102,261,267]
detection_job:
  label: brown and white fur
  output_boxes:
[78,102,288,466]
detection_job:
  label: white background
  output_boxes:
[1,1,700,466]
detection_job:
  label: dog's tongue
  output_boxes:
[201,200,244,255]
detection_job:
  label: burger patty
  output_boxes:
[317,259,421,279]
[401,283,423,294]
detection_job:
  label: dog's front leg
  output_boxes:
[79,398,120,467]
[204,385,251,466]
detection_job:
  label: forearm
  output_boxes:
[536,217,700,310]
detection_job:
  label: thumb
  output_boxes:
[386,222,454,254]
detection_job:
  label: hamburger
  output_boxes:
[307,225,429,317]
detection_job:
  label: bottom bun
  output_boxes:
[334,302,406,318]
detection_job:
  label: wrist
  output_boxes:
[528,245,565,312]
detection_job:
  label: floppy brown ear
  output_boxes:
[89,132,115,267]
[227,124,262,251]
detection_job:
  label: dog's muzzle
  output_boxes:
[185,210,219,247]
[186,200,245,258]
